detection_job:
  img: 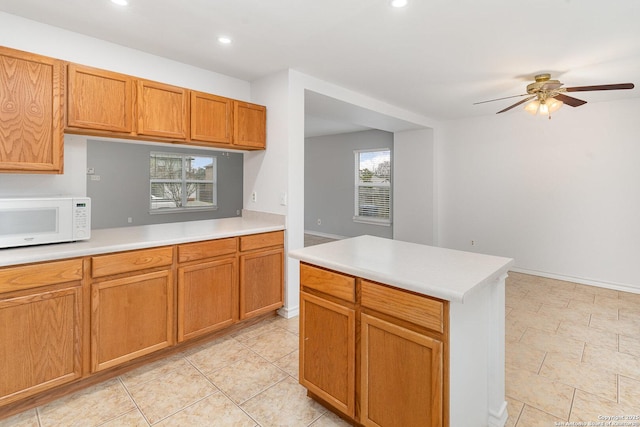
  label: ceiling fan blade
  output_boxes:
[565,83,634,92]
[554,93,587,107]
[473,93,529,105]
[496,95,536,114]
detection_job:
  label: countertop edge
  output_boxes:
[289,243,514,304]
[0,216,285,267]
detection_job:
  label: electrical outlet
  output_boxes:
[127,217,133,224]
[251,191,257,203]
[317,219,322,225]
[471,240,476,246]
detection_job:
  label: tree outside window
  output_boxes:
[150,152,216,212]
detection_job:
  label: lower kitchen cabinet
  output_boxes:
[360,313,443,427]
[300,291,355,418]
[0,230,285,416]
[91,269,173,372]
[239,232,284,319]
[178,257,237,342]
[90,246,174,372]
[0,259,83,406]
[299,262,448,427]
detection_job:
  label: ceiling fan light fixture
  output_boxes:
[524,97,563,118]
[524,100,540,115]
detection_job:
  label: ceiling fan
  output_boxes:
[475,74,635,118]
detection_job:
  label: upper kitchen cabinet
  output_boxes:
[136,79,189,140]
[190,91,233,145]
[233,101,266,149]
[0,46,63,174]
[67,64,134,133]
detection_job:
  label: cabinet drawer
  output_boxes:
[300,264,355,303]
[361,280,444,333]
[178,238,237,263]
[0,259,83,294]
[92,247,173,278]
[239,231,284,252]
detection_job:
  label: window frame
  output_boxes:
[149,151,217,214]
[353,148,392,226]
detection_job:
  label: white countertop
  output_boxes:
[288,235,513,303]
[0,212,285,267]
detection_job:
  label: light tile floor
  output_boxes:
[2,272,640,426]
[505,272,640,426]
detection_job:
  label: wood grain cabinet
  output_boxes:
[90,247,174,372]
[0,259,83,406]
[299,263,356,418]
[0,46,64,173]
[177,238,238,342]
[190,91,233,145]
[299,264,448,427]
[67,64,134,133]
[136,79,189,140]
[233,101,266,149]
[239,231,284,319]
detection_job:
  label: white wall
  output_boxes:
[439,98,640,292]
[305,130,394,239]
[393,128,435,245]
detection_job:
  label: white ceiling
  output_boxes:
[1,0,639,131]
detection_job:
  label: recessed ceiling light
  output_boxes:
[110,0,128,5]
[390,0,408,7]
[217,36,232,45]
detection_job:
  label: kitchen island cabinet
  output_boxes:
[299,264,356,418]
[289,235,513,427]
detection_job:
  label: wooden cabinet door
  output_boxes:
[233,101,266,149]
[136,80,188,139]
[360,313,443,427]
[67,64,133,133]
[190,91,232,144]
[178,257,237,342]
[0,286,82,406]
[0,47,63,173]
[239,247,284,319]
[91,270,173,372]
[300,291,355,418]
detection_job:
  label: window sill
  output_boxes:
[353,217,391,226]
[150,206,218,215]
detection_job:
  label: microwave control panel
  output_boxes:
[72,197,91,240]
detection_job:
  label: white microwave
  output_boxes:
[0,197,91,249]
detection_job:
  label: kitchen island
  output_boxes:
[289,235,513,427]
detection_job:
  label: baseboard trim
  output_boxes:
[277,305,299,319]
[303,230,347,240]
[488,401,508,427]
[510,267,640,295]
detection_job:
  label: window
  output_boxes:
[150,152,216,212]
[354,149,391,224]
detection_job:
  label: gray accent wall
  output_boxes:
[305,129,393,239]
[87,139,243,229]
